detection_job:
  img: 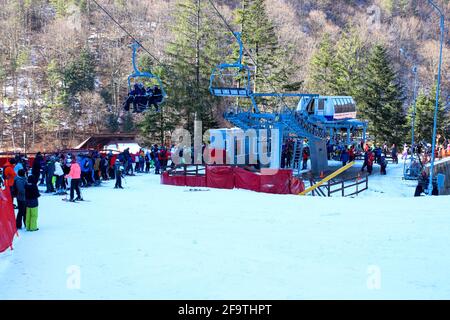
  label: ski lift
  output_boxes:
[123,42,167,113]
[209,32,253,98]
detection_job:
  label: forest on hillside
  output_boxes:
[1,0,450,151]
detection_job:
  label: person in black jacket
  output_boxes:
[114,160,124,189]
[14,169,27,229]
[31,152,43,184]
[45,157,56,193]
[25,175,40,231]
[380,156,387,175]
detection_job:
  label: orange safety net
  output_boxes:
[0,188,16,253]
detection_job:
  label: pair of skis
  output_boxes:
[62,198,90,203]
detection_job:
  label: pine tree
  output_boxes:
[360,44,407,145]
[121,113,135,133]
[307,34,337,95]
[62,48,96,98]
[235,0,291,95]
[411,87,446,144]
[333,30,366,100]
[164,0,224,133]
[138,105,180,146]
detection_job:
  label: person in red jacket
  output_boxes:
[367,150,375,175]
[302,147,309,170]
[4,158,17,198]
[66,157,82,202]
[158,147,169,172]
[348,145,355,162]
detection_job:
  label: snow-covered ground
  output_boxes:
[1,160,449,299]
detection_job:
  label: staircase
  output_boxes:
[224,108,329,141]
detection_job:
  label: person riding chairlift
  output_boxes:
[123,83,161,113]
[122,83,144,112]
[123,83,139,112]
[146,85,162,112]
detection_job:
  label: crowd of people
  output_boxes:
[0,144,184,232]
[2,136,449,232]
[400,138,450,164]
[279,138,402,176]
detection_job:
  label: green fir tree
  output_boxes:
[360,44,407,145]
[164,0,226,133]
[307,34,337,95]
[411,87,447,144]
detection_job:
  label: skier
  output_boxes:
[45,156,56,193]
[302,147,309,170]
[54,157,65,195]
[100,155,109,180]
[39,156,47,186]
[31,152,43,184]
[114,159,124,189]
[14,169,27,229]
[401,143,408,161]
[152,146,161,174]
[380,156,387,175]
[3,158,17,199]
[94,154,101,185]
[391,144,398,164]
[145,152,151,173]
[25,175,40,231]
[348,145,355,162]
[367,150,375,175]
[159,146,169,172]
[66,157,83,202]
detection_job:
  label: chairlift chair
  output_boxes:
[124,42,167,113]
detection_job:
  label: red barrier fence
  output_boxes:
[161,166,305,195]
[0,188,16,253]
[206,166,235,189]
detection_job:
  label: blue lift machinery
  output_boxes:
[209,32,368,174]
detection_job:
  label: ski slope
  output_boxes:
[1,161,449,299]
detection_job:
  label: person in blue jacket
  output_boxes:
[80,156,91,187]
[340,148,349,167]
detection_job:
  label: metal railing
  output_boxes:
[309,174,369,197]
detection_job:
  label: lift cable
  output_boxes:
[91,0,163,67]
[205,0,292,112]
